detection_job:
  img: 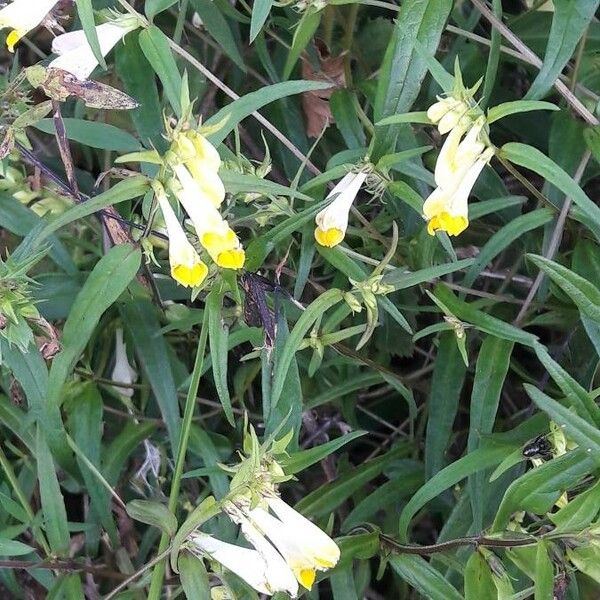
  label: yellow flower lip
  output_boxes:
[171,262,208,288]
[314,226,344,248]
[427,213,468,236]
[6,29,21,52]
[296,567,316,589]
[216,248,245,270]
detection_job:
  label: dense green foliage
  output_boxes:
[1,0,600,598]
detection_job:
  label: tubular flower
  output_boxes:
[234,495,340,590]
[111,328,137,398]
[172,131,225,207]
[0,0,59,52]
[155,183,208,287]
[434,117,486,189]
[423,147,494,236]
[427,95,471,134]
[314,171,367,248]
[188,531,298,597]
[172,164,245,270]
[49,17,139,80]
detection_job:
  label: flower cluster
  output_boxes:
[423,95,494,236]
[184,428,340,597]
[0,1,139,74]
[156,128,245,287]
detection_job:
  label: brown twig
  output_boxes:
[0,559,128,581]
[380,532,539,555]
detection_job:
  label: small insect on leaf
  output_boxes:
[25,66,139,111]
[522,434,553,460]
[240,271,277,349]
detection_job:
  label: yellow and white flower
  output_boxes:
[434,117,486,189]
[49,16,139,80]
[0,0,59,52]
[171,164,245,270]
[427,95,471,135]
[188,530,298,597]
[314,171,367,248]
[172,130,225,207]
[423,147,494,236]
[233,495,340,590]
[154,182,208,287]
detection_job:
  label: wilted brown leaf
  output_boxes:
[301,41,346,138]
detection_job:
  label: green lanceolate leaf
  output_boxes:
[468,336,514,530]
[120,298,182,453]
[487,100,559,124]
[425,332,467,479]
[525,0,599,100]
[178,551,211,600]
[126,500,178,537]
[372,0,452,159]
[270,288,343,409]
[502,143,600,234]
[207,286,235,426]
[139,26,182,116]
[45,245,141,464]
[390,555,464,600]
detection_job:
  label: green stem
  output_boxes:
[322,4,335,48]
[146,311,210,599]
[342,2,359,86]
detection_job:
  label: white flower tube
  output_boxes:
[155,183,208,287]
[172,164,245,270]
[111,328,136,398]
[0,0,59,52]
[423,147,494,236]
[240,496,340,590]
[314,171,367,248]
[434,118,486,189]
[173,131,225,207]
[188,532,298,597]
[49,18,139,80]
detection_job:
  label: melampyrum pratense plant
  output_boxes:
[1,0,600,598]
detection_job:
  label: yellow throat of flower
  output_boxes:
[216,248,245,270]
[314,227,344,248]
[427,213,468,237]
[201,230,245,269]
[171,262,208,287]
[295,567,316,590]
[6,30,23,53]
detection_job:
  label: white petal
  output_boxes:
[267,497,340,565]
[190,532,297,597]
[50,22,134,80]
[434,124,467,188]
[0,0,59,33]
[315,171,367,233]
[111,328,136,397]
[448,148,493,216]
[172,164,225,235]
[51,29,88,55]
[189,533,272,595]
[236,515,299,596]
